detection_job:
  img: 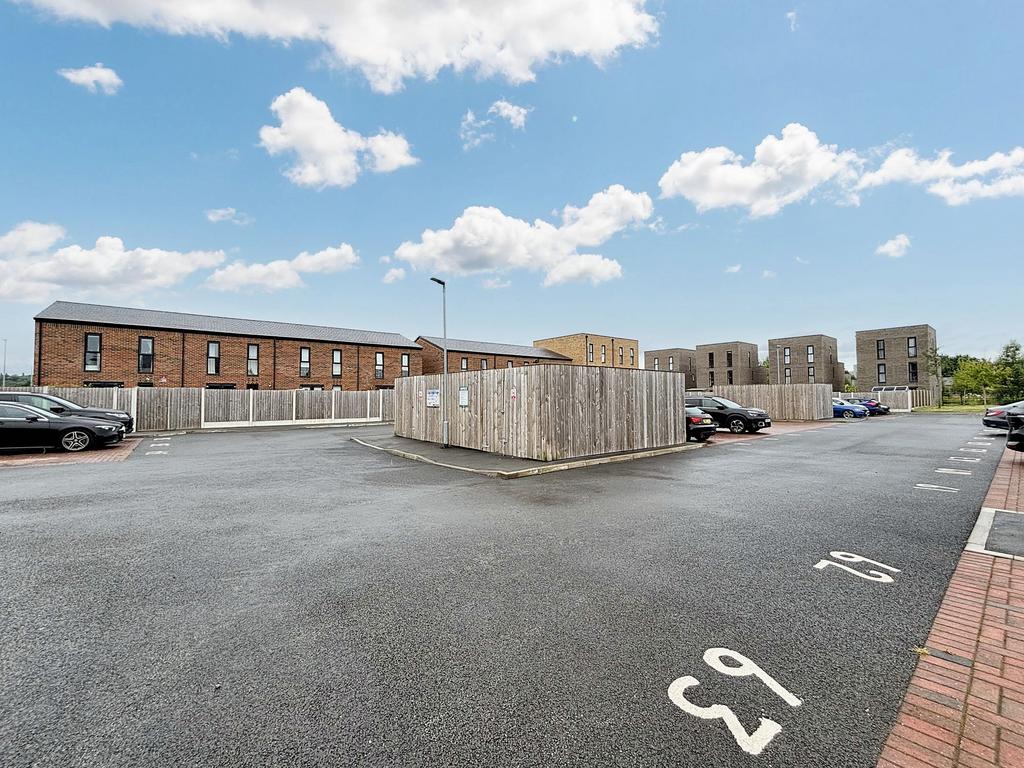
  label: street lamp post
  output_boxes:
[1,338,6,388]
[774,345,781,385]
[429,277,449,448]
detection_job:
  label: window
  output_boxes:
[908,361,919,383]
[806,345,815,364]
[654,358,660,371]
[299,347,311,378]
[246,383,259,390]
[588,343,594,363]
[332,349,342,378]
[727,370,734,384]
[726,351,733,367]
[374,352,384,379]
[876,339,886,360]
[401,353,410,377]
[907,336,918,358]
[709,371,716,386]
[784,367,792,384]
[808,366,815,383]
[138,337,154,373]
[877,363,887,384]
[206,341,220,375]
[708,352,715,368]
[84,333,101,371]
[618,346,624,365]
[248,344,260,376]
[783,347,791,365]
[481,359,488,370]
[630,348,635,367]
[600,345,607,363]
[507,361,513,368]
[461,357,468,370]
[669,356,674,371]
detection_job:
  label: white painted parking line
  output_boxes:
[915,483,959,493]
[959,448,987,453]
[966,442,990,446]
[935,468,972,475]
[145,451,168,456]
[763,438,780,441]
[949,457,981,463]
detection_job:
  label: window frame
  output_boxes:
[876,339,886,360]
[668,356,674,371]
[726,350,733,368]
[806,345,815,364]
[480,358,488,370]
[629,348,635,367]
[808,365,815,383]
[654,358,660,371]
[84,332,102,372]
[461,356,468,371]
[374,351,385,380]
[783,346,791,365]
[784,367,792,385]
[618,346,624,365]
[206,340,221,375]
[299,347,311,378]
[907,336,918,358]
[137,336,154,374]
[727,370,734,385]
[908,361,919,384]
[877,362,887,384]
[401,353,410,377]
[247,344,260,376]
[587,343,594,363]
[600,344,607,364]
[332,349,342,378]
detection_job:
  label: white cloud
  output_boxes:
[483,277,511,289]
[489,100,531,130]
[259,87,417,188]
[725,264,741,273]
[57,63,122,94]
[0,221,223,302]
[875,233,911,258]
[382,267,406,284]
[786,11,798,31]
[393,184,652,286]
[762,269,777,279]
[206,242,358,292]
[25,1,658,94]
[205,207,252,225]
[658,123,862,217]
[794,256,810,264]
[459,110,494,151]
[857,147,1024,205]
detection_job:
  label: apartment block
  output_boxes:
[695,341,764,389]
[767,334,844,386]
[33,301,422,390]
[416,336,570,374]
[644,347,698,388]
[532,333,639,368]
[855,324,940,398]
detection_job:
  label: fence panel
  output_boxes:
[295,390,332,420]
[254,390,294,422]
[699,383,833,421]
[135,388,202,431]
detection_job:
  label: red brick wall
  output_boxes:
[416,338,563,374]
[35,321,421,390]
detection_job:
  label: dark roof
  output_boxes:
[417,336,570,360]
[35,301,420,349]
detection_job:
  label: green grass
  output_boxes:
[914,404,988,414]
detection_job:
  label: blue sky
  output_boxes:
[1,1,1021,375]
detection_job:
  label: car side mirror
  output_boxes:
[25,415,40,422]
[51,406,66,413]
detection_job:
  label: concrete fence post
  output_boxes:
[331,391,336,421]
[292,390,297,423]
[199,388,206,430]
[249,388,255,425]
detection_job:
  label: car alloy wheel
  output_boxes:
[842,410,855,419]
[728,417,748,433]
[60,430,92,452]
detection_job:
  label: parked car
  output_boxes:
[1007,410,1024,453]
[845,397,890,416]
[685,406,717,442]
[684,396,772,434]
[0,391,134,432]
[982,401,1024,430]
[0,402,126,452]
[833,398,869,419]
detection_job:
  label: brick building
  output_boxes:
[532,333,639,369]
[644,347,697,388]
[33,301,421,390]
[416,336,570,374]
[767,334,845,387]
[695,341,765,388]
[855,324,940,399]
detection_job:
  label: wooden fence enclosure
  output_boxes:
[3,386,393,432]
[691,384,834,421]
[394,367,690,462]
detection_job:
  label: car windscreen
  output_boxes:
[44,394,82,409]
[685,407,705,415]
[6,403,52,418]
[712,397,745,409]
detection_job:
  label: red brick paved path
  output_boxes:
[0,437,141,468]
[878,446,1024,768]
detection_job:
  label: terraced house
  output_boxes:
[33,301,422,390]
[416,337,570,374]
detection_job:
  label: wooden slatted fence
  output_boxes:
[691,384,834,421]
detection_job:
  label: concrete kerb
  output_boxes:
[350,437,705,479]
[133,421,395,437]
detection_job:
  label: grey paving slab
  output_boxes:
[986,510,1024,557]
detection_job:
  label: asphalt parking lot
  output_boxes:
[0,415,1004,767]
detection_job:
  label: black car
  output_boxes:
[1008,410,1024,453]
[685,396,772,433]
[0,402,126,452]
[982,401,1024,430]
[0,391,134,432]
[845,397,891,415]
[685,406,717,442]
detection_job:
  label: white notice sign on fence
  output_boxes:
[426,389,440,408]
[458,385,469,407]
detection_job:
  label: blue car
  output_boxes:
[833,398,869,419]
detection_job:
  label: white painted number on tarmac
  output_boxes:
[813,551,901,584]
[667,648,801,756]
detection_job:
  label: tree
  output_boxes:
[995,340,1024,403]
[952,358,1007,405]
